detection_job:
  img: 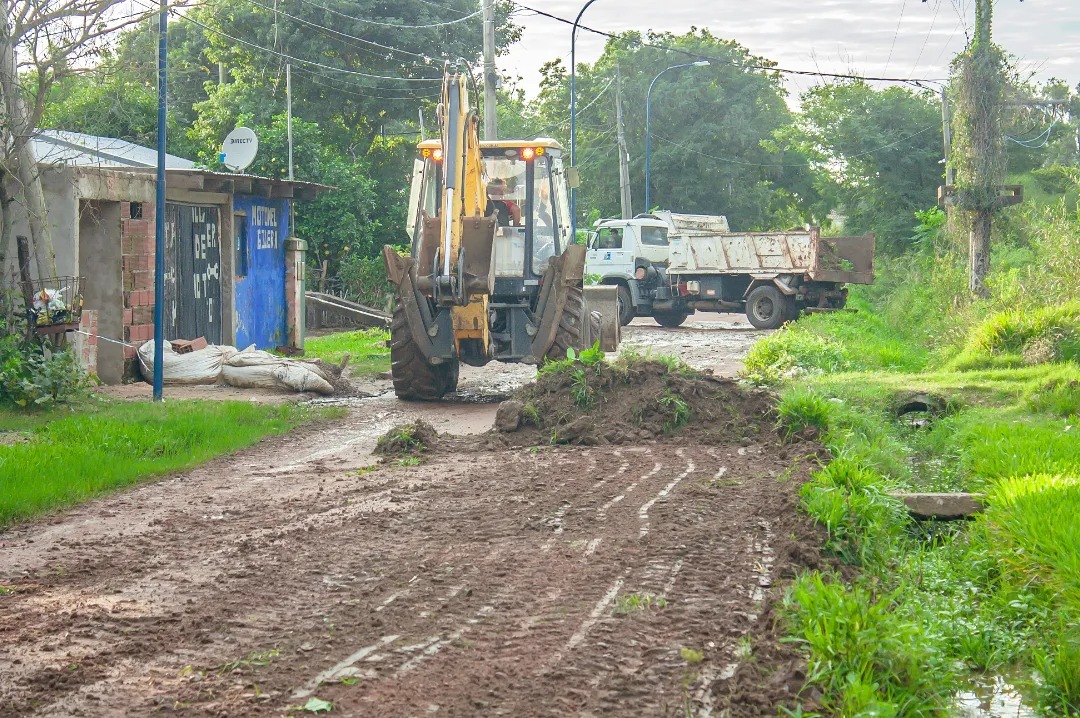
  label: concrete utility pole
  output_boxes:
[968,0,995,297]
[940,88,954,188]
[614,66,632,218]
[482,0,497,140]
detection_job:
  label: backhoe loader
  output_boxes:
[383,68,619,400]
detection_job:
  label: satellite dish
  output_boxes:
[219,127,259,172]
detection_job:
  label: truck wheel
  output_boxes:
[544,285,588,362]
[389,299,459,400]
[745,285,792,330]
[616,284,636,326]
[653,310,690,328]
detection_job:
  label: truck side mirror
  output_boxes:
[586,232,598,249]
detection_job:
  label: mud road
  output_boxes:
[0,316,825,717]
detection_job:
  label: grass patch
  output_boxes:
[302,328,389,378]
[742,295,927,384]
[612,591,667,615]
[0,400,340,526]
[950,301,1080,371]
[759,297,1080,714]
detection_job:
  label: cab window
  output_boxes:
[640,226,669,246]
[595,227,624,250]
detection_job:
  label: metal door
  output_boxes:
[164,203,222,343]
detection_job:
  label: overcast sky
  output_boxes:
[499,0,1080,100]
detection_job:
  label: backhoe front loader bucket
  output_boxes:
[529,245,588,362]
[460,215,497,295]
[583,285,620,352]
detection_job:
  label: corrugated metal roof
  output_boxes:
[32,130,197,169]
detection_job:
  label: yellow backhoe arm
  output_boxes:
[436,70,494,355]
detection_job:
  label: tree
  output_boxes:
[1,0,160,283]
[787,81,943,253]
[529,29,816,231]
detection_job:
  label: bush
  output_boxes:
[0,333,87,408]
[334,254,395,309]
[950,301,1080,371]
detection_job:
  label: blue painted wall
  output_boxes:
[233,196,289,349]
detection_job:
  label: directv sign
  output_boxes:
[219,127,259,172]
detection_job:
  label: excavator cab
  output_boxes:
[407,139,571,295]
[383,71,618,401]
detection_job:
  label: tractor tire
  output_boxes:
[653,310,690,328]
[543,285,588,363]
[616,284,636,326]
[745,285,793,330]
[389,299,459,401]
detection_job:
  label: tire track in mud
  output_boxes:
[1,425,822,717]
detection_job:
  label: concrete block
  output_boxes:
[890,492,985,520]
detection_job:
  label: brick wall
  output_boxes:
[120,201,155,361]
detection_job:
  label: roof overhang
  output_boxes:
[121,167,332,201]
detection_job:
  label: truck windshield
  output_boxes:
[640,226,669,246]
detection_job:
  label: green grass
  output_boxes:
[763,301,1080,714]
[0,400,341,526]
[742,295,928,385]
[302,328,390,378]
[949,301,1080,371]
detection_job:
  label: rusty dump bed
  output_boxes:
[668,227,875,285]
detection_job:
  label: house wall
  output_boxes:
[1,166,79,283]
[79,201,124,383]
[232,195,289,349]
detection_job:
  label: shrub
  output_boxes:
[951,301,1080,371]
[0,333,88,408]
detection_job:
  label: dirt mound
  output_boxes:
[500,358,777,446]
[373,420,438,456]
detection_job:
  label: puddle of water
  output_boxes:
[954,674,1035,717]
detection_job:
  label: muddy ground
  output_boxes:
[0,315,830,717]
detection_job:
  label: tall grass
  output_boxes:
[742,296,927,385]
[302,328,389,377]
[0,401,337,526]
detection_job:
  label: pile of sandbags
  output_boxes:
[138,340,336,395]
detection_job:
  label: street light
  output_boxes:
[644,60,709,212]
[569,0,600,244]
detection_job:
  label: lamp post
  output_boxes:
[569,0,600,244]
[644,60,709,212]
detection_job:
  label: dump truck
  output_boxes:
[383,68,619,400]
[585,213,874,330]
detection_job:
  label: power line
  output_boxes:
[292,0,481,28]
[511,2,947,85]
[238,0,435,62]
[178,12,443,83]
[651,124,939,168]
[883,0,908,76]
[908,0,943,78]
[289,65,441,100]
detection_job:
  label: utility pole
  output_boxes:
[286,63,294,181]
[967,0,996,297]
[614,65,633,218]
[482,0,497,140]
[940,88,954,188]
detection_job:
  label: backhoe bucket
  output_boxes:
[583,285,620,352]
[417,214,496,299]
[460,215,497,295]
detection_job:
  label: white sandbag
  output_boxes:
[222,348,335,395]
[138,340,238,385]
